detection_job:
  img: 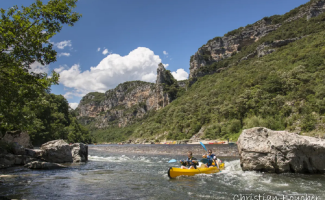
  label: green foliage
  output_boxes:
[162,70,185,100]
[28,93,70,145]
[0,0,91,145]
[90,123,137,142]
[0,0,81,133]
[207,36,222,44]
[28,93,92,145]
[0,140,15,154]
[190,55,195,62]
[117,29,325,142]
[67,118,92,144]
[87,1,325,142]
[79,92,106,106]
[225,27,245,37]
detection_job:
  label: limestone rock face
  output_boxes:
[25,161,67,169]
[307,0,325,20]
[189,19,281,79]
[256,37,302,58]
[70,143,88,162]
[40,140,73,163]
[156,63,175,86]
[76,63,178,129]
[189,0,325,80]
[2,130,33,149]
[238,127,325,173]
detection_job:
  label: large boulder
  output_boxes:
[25,161,67,169]
[25,148,42,158]
[12,142,26,155]
[70,143,88,162]
[0,153,39,168]
[0,154,15,169]
[2,130,33,149]
[238,127,325,173]
[40,140,73,163]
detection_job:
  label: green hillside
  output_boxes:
[90,2,325,142]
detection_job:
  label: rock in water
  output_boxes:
[12,142,26,155]
[40,140,73,163]
[2,130,33,148]
[70,143,88,162]
[237,127,325,173]
[0,154,15,169]
[25,161,66,169]
[25,149,42,158]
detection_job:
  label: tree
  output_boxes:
[28,93,71,145]
[0,0,81,134]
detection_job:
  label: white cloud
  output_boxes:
[102,49,112,55]
[54,65,68,73]
[57,47,163,98]
[162,63,169,68]
[171,68,188,80]
[64,91,85,99]
[58,52,70,57]
[54,40,72,49]
[141,72,156,82]
[163,51,168,55]
[97,47,101,52]
[29,61,49,74]
[69,102,79,109]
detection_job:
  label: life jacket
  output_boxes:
[207,154,216,166]
[181,157,198,168]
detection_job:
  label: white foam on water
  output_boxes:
[88,155,130,162]
[136,156,152,163]
[217,160,280,192]
[216,159,325,196]
[195,194,213,198]
[188,192,220,199]
[88,155,155,164]
[195,173,213,178]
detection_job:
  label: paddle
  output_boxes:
[168,159,177,163]
[200,142,220,170]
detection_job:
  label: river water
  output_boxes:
[0,144,324,200]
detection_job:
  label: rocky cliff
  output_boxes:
[189,0,325,79]
[76,63,184,128]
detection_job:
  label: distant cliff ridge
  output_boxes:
[77,0,325,143]
[76,63,185,128]
[189,0,325,79]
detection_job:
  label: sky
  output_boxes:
[1,0,310,109]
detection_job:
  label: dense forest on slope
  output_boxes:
[88,1,325,142]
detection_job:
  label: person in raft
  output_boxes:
[180,151,198,169]
[202,149,219,168]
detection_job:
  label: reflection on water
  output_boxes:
[0,145,324,200]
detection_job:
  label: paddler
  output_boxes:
[180,151,198,169]
[202,149,219,168]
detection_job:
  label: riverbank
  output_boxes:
[89,144,239,157]
[97,139,235,145]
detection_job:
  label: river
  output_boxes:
[0,144,324,200]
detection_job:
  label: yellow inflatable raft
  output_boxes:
[168,163,225,179]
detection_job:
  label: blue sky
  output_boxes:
[2,0,310,109]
